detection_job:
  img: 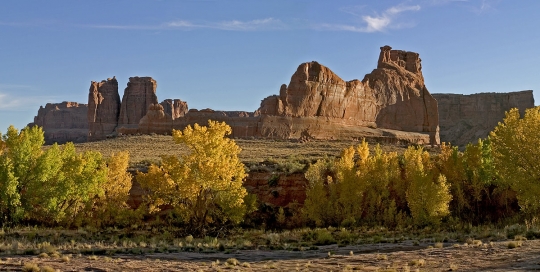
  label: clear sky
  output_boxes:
[1,0,538,133]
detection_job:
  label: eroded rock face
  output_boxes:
[433,90,534,147]
[118,77,158,129]
[160,99,188,120]
[367,46,439,144]
[34,46,445,146]
[88,77,120,141]
[138,103,173,134]
[128,170,309,210]
[243,172,308,207]
[28,102,88,144]
[173,109,259,138]
[257,45,440,145]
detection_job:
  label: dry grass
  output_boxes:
[71,134,414,167]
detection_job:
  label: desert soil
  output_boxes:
[2,239,540,271]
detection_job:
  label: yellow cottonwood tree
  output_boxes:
[303,140,402,227]
[138,121,248,232]
[404,146,451,226]
[303,158,338,226]
[490,106,540,214]
[88,151,134,227]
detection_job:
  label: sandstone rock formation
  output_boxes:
[87,77,121,141]
[28,102,88,144]
[118,77,158,130]
[138,103,173,134]
[160,99,188,119]
[256,45,440,145]
[433,90,534,147]
[243,172,308,207]
[128,170,309,210]
[34,46,451,146]
[169,109,258,138]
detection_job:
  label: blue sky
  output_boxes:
[1,0,538,132]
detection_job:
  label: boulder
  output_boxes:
[28,101,88,144]
[88,77,121,141]
[433,90,534,147]
[118,77,158,130]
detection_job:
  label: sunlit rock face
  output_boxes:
[87,77,121,141]
[117,76,159,131]
[256,45,440,145]
[35,46,447,146]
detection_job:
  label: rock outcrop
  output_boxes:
[118,77,158,130]
[128,169,309,210]
[433,90,534,147]
[171,109,259,138]
[256,45,440,145]
[138,103,173,134]
[34,46,451,146]
[87,77,121,141]
[28,102,88,144]
[160,99,188,119]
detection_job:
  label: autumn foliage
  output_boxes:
[137,121,250,233]
[303,141,452,227]
[1,106,538,231]
[0,126,133,227]
[490,106,540,216]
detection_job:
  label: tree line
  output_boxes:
[0,107,539,233]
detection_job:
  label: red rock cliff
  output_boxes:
[28,101,88,144]
[257,45,440,145]
[118,77,158,130]
[88,77,121,141]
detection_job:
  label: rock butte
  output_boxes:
[28,46,535,148]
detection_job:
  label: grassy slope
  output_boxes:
[72,135,416,168]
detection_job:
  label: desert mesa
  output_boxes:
[28,46,534,147]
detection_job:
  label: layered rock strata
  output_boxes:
[33,46,445,145]
[433,90,534,147]
[87,77,121,141]
[118,77,158,130]
[28,102,88,144]
[254,45,440,145]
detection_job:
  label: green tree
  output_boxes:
[0,126,111,227]
[24,142,108,226]
[0,155,21,225]
[490,106,540,215]
[0,126,44,225]
[138,121,248,233]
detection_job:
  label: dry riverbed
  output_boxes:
[2,239,540,271]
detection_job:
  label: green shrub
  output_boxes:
[314,229,336,245]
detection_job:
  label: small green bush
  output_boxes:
[314,229,336,246]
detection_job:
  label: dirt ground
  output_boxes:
[2,239,540,271]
